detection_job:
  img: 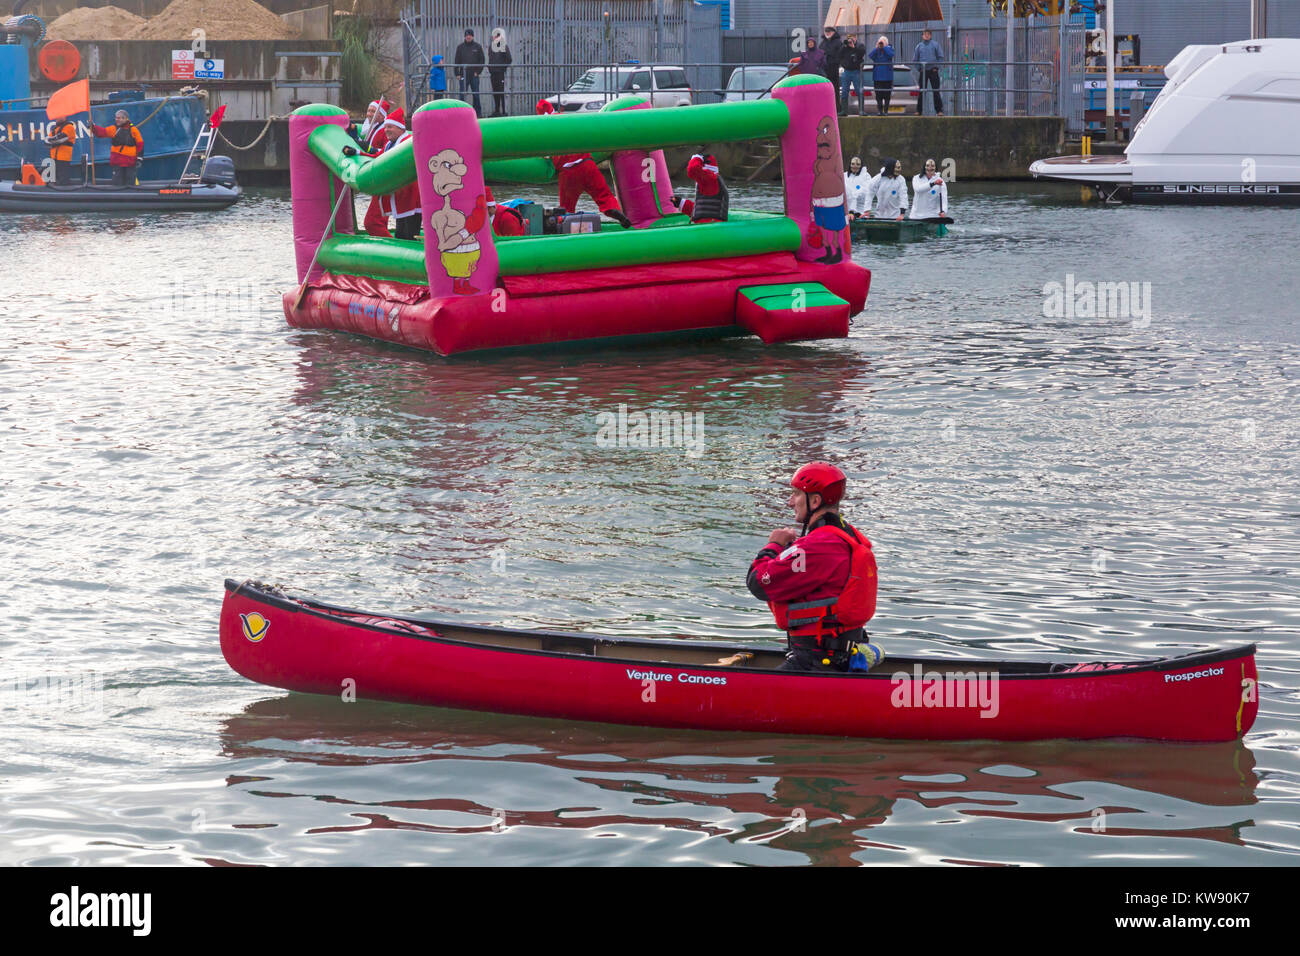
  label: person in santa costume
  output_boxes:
[364,108,421,239]
[685,153,728,223]
[364,97,391,155]
[534,99,631,228]
[487,186,527,237]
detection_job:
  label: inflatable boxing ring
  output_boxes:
[285,75,870,356]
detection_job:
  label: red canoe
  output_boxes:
[219,579,1259,742]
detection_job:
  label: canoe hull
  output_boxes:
[219,580,1258,742]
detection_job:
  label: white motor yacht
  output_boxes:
[1030,38,1300,204]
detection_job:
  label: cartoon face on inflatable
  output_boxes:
[428,148,468,197]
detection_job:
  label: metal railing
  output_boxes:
[404,59,1057,119]
[724,14,1087,124]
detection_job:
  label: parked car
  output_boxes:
[840,63,922,114]
[547,64,693,111]
[722,65,792,102]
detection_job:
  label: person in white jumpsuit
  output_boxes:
[844,155,873,219]
[910,157,949,219]
[869,158,909,220]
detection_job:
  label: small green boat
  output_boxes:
[850,218,949,242]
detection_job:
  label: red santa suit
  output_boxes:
[534,98,623,216]
[363,97,391,154]
[685,153,728,224]
[552,152,621,214]
[486,186,526,237]
[364,109,417,238]
[380,129,421,237]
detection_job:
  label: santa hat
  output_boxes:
[383,108,406,131]
[485,186,497,207]
[536,99,556,115]
[367,100,379,111]
[691,153,720,174]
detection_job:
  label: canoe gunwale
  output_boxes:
[223,578,1257,681]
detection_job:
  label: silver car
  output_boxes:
[547,65,693,111]
[722,65,791,101]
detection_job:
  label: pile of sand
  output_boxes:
[46,6,147,41]
[128,0,300,41]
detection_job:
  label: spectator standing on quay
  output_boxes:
[794,37,826,78]
[428,54,448,100]
[913,28,944,115]
[820,25,844,91]
[838,34,866,114]
[488,29,512,116]
[867,35,896,115]
[454,29,486,115]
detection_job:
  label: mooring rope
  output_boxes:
[216,115,289,151]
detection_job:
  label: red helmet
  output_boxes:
[790,461,846,507]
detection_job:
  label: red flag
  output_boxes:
[45,78,90,120]
[209,105,227,129]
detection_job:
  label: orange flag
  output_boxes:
[45,79,90,120]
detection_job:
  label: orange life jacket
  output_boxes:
[767,522,877,646]
[108,122,142,162]
[49,121,76,162]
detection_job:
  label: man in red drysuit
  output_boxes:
[747,462,878,672]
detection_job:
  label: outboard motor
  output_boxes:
[200,155,237,188]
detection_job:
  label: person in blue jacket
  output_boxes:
[868,35,895,116]
[429,54,448,100]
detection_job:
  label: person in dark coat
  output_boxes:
[488,29,512,116]
[454,29,486,115]
[820,26,844,91]
[795,37,826,78]
[838,34,866,114]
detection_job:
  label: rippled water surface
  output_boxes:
[1,183,1297,865]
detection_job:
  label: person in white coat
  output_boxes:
[909,158,949,219]
[844,155,873,219]
[868,158,908,220]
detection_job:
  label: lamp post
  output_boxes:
[1104,0,1115,140]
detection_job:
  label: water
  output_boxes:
[1,182,1297,865]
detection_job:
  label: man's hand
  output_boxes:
[768,528,798,549]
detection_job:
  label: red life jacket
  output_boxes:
[767,522,877,645]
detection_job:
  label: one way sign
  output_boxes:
[195,58,225,79]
